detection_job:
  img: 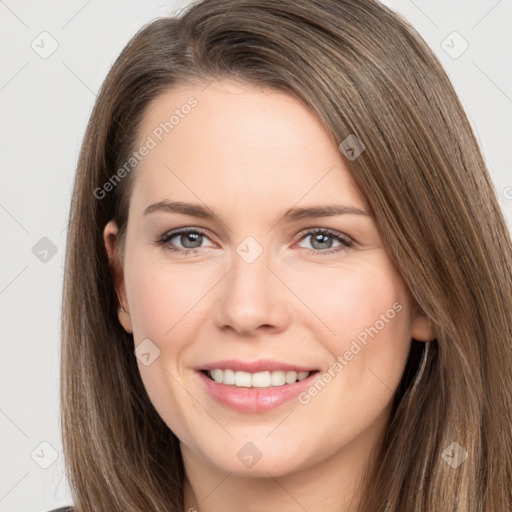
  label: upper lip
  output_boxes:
[198,359,318,373]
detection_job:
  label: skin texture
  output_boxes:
[103,80,434,512]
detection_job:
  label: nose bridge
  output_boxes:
[214,234,288,333]
[232,235,270,292]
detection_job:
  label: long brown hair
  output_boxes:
[61,0,512,510]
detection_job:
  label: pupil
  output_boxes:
[312,233,331,250]
[182,233,201,249]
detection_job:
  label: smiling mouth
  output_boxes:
[201,369,319,388]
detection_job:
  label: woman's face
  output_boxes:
[104,80,432,479]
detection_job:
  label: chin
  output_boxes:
[189,435,316,478]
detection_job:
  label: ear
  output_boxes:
[410,302,435,342]
[103,220,133,334]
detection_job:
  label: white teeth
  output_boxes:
[207,369,312,387]
[271,371,286,386]
[212,369,223,383]
[285,371,297,384]
[223,368,235,385]
[235,371,252,387]
[252,371,271,388]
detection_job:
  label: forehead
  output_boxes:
[129,80,369,217]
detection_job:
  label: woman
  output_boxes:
[58,0,512,510]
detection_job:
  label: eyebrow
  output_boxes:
[143,201,370,222]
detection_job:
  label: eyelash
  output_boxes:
[153,227,354,257]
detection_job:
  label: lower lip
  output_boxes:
[197,371,318,413]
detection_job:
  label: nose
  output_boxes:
[213,244,291,337]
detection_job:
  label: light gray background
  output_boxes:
[1,1,511,510]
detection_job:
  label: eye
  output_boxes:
[154,227,215,255]
[153,226,354,257]
[296,228,354,255]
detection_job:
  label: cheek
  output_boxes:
[125,250,211,342]
[292,256,413,398]
[289,256,410,341]
[123,251,211,441]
